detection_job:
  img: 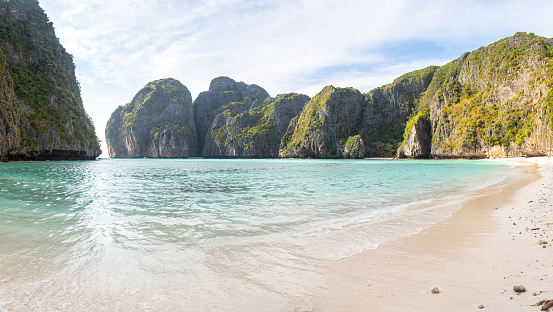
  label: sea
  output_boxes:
[0,158,521,311]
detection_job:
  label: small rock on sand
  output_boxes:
[478,304,485,309]
[513,285,526,293]
[431,287,440,294]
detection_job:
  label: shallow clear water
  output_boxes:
[0,158,516,311]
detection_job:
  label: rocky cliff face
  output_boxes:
[361,66,437,157]
[397,113,431,158]
[0,0,101,160]
[204,93,309,157]
[279,67,436,158]
[193,77,270,155]
[105,33,553,160]
[400,32,553,158]
[106,76,307,158]
[105,78,197,158]
[279,86,365,158]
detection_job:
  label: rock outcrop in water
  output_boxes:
[106,32,553,159]
[0,0,101,160]
[105,78,197,158]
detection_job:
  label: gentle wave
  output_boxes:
[0,158,517,310]
[297,198,434,238]
[464,175,507,192]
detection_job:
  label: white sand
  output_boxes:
[290,157,553,311]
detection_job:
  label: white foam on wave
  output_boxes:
[325,242,383,261]
[297,198,434,238]
[464,175,506,192]
[298,192,478,261]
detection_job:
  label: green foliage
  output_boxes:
[402,110,429,141]
[432,81,537,151]
[392,65,439,85]
[150,121,194,142]
[121,79,192,128]
[362,67,438,157]
[280,86,336,154]
[208,93,308,155]
[280,86,364,156]
[397,32,553,155]
[343,135,364,158]
[545,89,553,131]
[0,0,100,151]
[419,59,463,110]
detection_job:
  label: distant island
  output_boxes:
[106,32,553,159]
[0,0,101,161]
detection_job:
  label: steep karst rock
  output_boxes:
[397,112,431,158]
[399,32,553,158]
[204,92,309,157]
[0,0,101,160]
[105,32,553,160]
[279,67,436,159]
[105,78,197,158]
[361,66,437,157]
[193,76,270,155]
[343,134,365,159]
[279,86,365,158]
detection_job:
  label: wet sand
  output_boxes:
[291,157,553,311]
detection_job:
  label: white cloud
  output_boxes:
[37,0,553,157]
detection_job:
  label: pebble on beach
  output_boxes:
[513,285,526,293]
[431,287,440,294]
[478,304,485,309]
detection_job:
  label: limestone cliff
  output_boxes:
[400,32,553,158]
[0,0,101,160]
[343,134,365,159]
[193,77,270,155]
[396,112,431,158]
[361,66,437,156]
[279,67,436,158]
[105,78,197,158]
[279,86,365,158]
[204,93,309,157]
[105,33,553,160]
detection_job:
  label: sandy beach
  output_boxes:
[291,157,553,312]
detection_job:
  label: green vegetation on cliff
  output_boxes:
[205,92,309,157]
[280,85,365,158]
[105,33,553,160]
[364,66,437,157]
[279,66,437,158]
[194,77,270,155]
[399,32,553,158]
[280,86,337,154]
[105,78,197,158]
[0,0,100,158]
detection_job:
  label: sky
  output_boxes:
[37,0,553,157]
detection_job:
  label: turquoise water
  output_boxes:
[0,159,517,310]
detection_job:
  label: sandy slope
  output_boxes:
[290,157,553,312]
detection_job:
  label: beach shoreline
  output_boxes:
[291,157,553,311]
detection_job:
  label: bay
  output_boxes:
[0,158,516,310]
